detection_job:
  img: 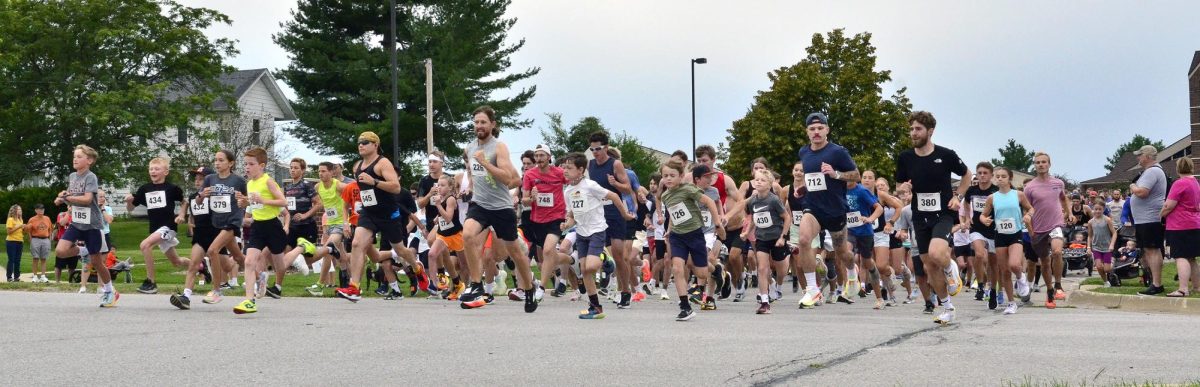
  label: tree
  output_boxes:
[990,138,1035,174]
[1106,134,1165,172]
[721,29,912,183]
[0,0,237,187]
[539,114,659,182]
[275,0,538,172]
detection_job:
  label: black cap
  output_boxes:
[805,112,828,126]
[189,166,214,177]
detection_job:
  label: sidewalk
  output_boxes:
[1067,282,1200,315]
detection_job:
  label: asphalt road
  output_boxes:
[2,287,1197,386]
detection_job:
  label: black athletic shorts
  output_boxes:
[849,233,874,259]
[625,219,638,240]
[247,218,287,254]
[654,237,667,260]
[525,219,563,248]
[1135,222,1165,250]
[287,222,319,249]
[804,210,847,234]
[192,226,217,250]
[912,254,926,277]
[360,213,407,250]
[913,211,955,255]
[722,227,745,252]
[754,238,788,262]
[953,245,973,258]
[467,203,518,241]
[994,232,1022,248]
[54,256,80,270]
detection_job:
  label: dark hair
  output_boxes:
[750,156,768,171]
[670,150,688,162]
[473,105,499,137]
[520,150,535,163]
[695,145,717,160]
[994,166,1011,178]
[560,152,587,169]
[908,111,937,129]
[663,160,686,175]
[588,131,609,146]
[650,172,662,184]
[217,149,236,170]
[291,157,307,171]
[318,161,335,171]
[975,161,994,172]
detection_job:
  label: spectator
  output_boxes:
[1161,157,1200,297]
[52,208,72,283]
[26,203,54,283]
[6,205,24,282]
[1106,190,1125,228]
[1129,145,1167,295]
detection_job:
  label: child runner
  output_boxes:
[560,152,632,319]
[733,169,789,314]
[233,148,289,314]
[200,150,249,305]
[53,145,118,307]
[127,157,188,294]
[658,159,723,321]
[979,166,1035,314]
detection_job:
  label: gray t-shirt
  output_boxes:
[1131,165,1166,225]
[66,171,101,231]
[1107,199,1125,227]
[203,173,248,229]
[465,136,513,211]
[746,193,787,241]
[699,186,720,233]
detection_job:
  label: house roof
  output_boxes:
[1190,51,1200,78]
[1081,134,1189,186]
[164,68,297,121]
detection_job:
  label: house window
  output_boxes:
[251,119,261,145]
[177,126,188,144]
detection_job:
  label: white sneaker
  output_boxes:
[255,272,267,299]
[733,286,746,302]
[945,261,962,296]
[40,275,49,283]
[534,285,545,302]
[1003,302,1018,315]
[1016,275,1031,298]
[293,257,310,276]
[78,286,87,294]
[659,289,670,300]
[934,308,956,325]
[769,283,782,302]
[799,287,822,308]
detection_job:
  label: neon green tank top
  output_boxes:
[318,179,345,225]
[248,174,281,221]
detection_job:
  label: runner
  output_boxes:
[429,174,466,299]
[734,169,789,314]
[657,159,723,321]
[587,131,637,308]
[53,145,118,308]
[199,150,249,304]
[335,132,429,302]
[559,152,632,319]
[695,146,747,300]
[964,163,999,302]
[894,111,972,325]
[126,157,188,294]
[417,151,447,290]
[844,174,885,309]
[521,144,568,300]
[783,161,817,299]
[689,164,725,310]
[979,166,1035,314]
[456,107,537,312]
[874,177,913,305]
[231,148,289,314]
[646,173,672,300]
[170,167,235,310]
[307,161,348,294]
[1023,151,1074,308]
[273,158,322,298]
[793,113,860,309]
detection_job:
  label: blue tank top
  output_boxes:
[992,189,1025,235]
[588,156,619,216]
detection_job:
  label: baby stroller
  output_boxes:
[1110,226,1145,287]
[1062,226,1092,276]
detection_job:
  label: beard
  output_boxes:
[476,129,490,140]
[911,135,928,148]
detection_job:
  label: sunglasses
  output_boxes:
[358,140,374,146]
[589,146,605,152]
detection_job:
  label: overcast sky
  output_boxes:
[179,0,1200,182]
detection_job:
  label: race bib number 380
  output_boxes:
[916,193,941,212]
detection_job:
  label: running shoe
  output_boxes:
[733,286,746,302]
[579,306,605,320]
[335,284,362,303]
[448,282,465,301]
[799,288,822,309]
[297,237,317,256]
[99,291,119,308]
[266,284,283,299]
[233,299,257,314]
[555,281,568,297]
[836,293,855,305]
[137,279,158,295]
[1003,302,1018,315]
[219,282,235,291]
[1045,300,1056,309]
[524,294,538,313]
[326,242,341,260]
[923,304,935,314]
[873,299,884,310]
[534,286,546,303]
[203,291,223,304]
[413,264,430,295]
[632,292,646,302]
[688,288,703,305]
[170,293,191,310]
[884,296,895,307]
[1054,289,1066,300]
[508,288,525,301]
[975,287,985,301]
[659,289,670,301]
[375,285,388,297]
[756,302,771,314]
[1016,275,1031,299]
[997,291,1006,306]
[945,260,962,296]
[255,273,268,299]
[934,308,955,325]
[770,284,783,303]
[384,289,404,300]
[675,308,696,321]
[701,297,716,311]
[437,273,450,291]
[460,286,486,309]
[988,288,998,310]
[306,284,323,296]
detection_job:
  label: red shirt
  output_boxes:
[713,171,729,205]
[341,181,361,226]
[522,166,567,223]
[55,213,70,239]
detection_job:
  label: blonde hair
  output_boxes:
[438,174,460,197]
[755,169,776,182]
[149,157,170,169]
[1178,157,1194,175]
[1033,151,1051,162]
[7,204,20,219]
[75,144,98,161]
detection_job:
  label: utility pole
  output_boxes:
[426,58,433,154]
[389,0,399,161]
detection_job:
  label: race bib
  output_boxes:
[1049,227,1064,239]
[470,160,487,177]
[211,195,232,214]
[700,209,713,227]
[248,203,264,212]
[997,218,1018,234]
[536,193,554,208]
[437,217,452,230]
[916,193,941,212]
[601,198,613,206]
[668,202,692,224]
[286,197,297,211]
[753,211,773,228]
[570,198,585,210]
[71,206,91,224]
[146,191,167,210]
[191,197,210,215]
[360,189,378,207]
[324,207,338,219]
[972,197,987,213]
[846,211,863,228]
[804,172,827,192]
[792,210,804,225]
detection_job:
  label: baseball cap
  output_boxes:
[358,131,381,144]
[1134,145,1157,156]
[805,112,829,126]
[692,164,714,177]
[533,144,551,155]
[189,166,214,177]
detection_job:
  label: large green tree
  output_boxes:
[721,29,911,183]
[0,0,236,187]
[539,113,660,182]
[275,0,538,181]
[1106,134,1165,172]
[991,138,1035,174]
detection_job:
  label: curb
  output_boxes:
[1068,284,1200,315]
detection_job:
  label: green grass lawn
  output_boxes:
[1080,260,1200,298]
[1,218,433,299]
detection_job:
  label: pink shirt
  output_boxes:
[522,166,567,224]
[1166,176,1200,231]
[1024,176,1066,234]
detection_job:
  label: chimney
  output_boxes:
[1191,51,1200,164]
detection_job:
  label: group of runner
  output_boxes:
[57,106,1085,324]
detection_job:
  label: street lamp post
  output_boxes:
[691,57,706,161]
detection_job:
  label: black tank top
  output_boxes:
[787,185,807,212]
[1071,204,1090,227]
[356,156,398,218]
[436,196,462,236]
